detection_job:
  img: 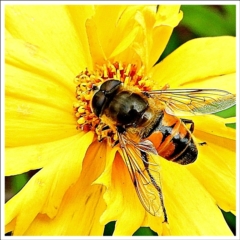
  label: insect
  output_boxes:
[90,79,236,223]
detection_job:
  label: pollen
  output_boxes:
[73,62,153,145]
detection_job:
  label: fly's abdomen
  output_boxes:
[145,111,198,165]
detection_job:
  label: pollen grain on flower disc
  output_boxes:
[73,62,153,145]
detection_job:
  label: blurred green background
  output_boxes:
[5,4,236,236]
[160,5,236,61]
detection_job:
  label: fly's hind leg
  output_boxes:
[181,118,194,133]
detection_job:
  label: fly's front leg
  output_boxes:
[181,118,194,133]
[96,122,119,147]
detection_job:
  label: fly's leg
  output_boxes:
[96,122,118,147]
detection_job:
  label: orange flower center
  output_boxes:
[73,62,153,144]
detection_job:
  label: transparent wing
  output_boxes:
[117,132,168,221]
[147,88,236,116]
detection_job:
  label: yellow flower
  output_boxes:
[5,4,236,236]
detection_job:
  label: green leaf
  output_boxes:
[180,5,236,36]
[133,227,158,236]
[214,105,236,118]
[11,173,29,194]
[222,5,236,35]
[158,30,182,62]
[103,221,115,236]
[214,105,236,129]
[103,223,158,236]
[221,209,236,235]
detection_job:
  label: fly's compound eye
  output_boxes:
[91,79,122,117]
[100,79,122,94]
[91,91,106,117]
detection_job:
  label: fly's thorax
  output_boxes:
[137,96,166,139]
[121,108,161,143]
[102,89,150,128]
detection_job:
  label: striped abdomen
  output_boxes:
[145,111,198,165]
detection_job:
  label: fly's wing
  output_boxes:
[147,88,236,116]
[117,132,168,221]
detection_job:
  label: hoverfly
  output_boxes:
[90,79,235,223]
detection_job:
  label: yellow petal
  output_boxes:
[19,140,107,236]
[187,135,235,212]
[155,5,183,27]
[86,5,182,73]
[193,115,236,140]
[100,153,145,236]
[224,117,236,124]
[148,5,183,70]
[150,36,236,93]
[66,5,95,69]
[86,5,144,65]
[159,157,233,236]
[5,5,92,71]
[178,73,236,94]
[22,185,105,236]
[6,95,74,125]
[93,144,119,186]
[108,6,150,60]
[5,96,77,147]
[141,213,164,236]
[5,132,86,176]
[87,5,127,63]
[6,169,56,235]
[5,218,15,234]
[109,24,140,60]
[186,117,236,212]
[5,49,78,146]
[5,35,76,93]
[5,132,94,235]
[85,16,107,65]
[115,5,182,71]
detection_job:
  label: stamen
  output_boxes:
[73,62,153,145]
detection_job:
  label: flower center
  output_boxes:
[73,62,153,145]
